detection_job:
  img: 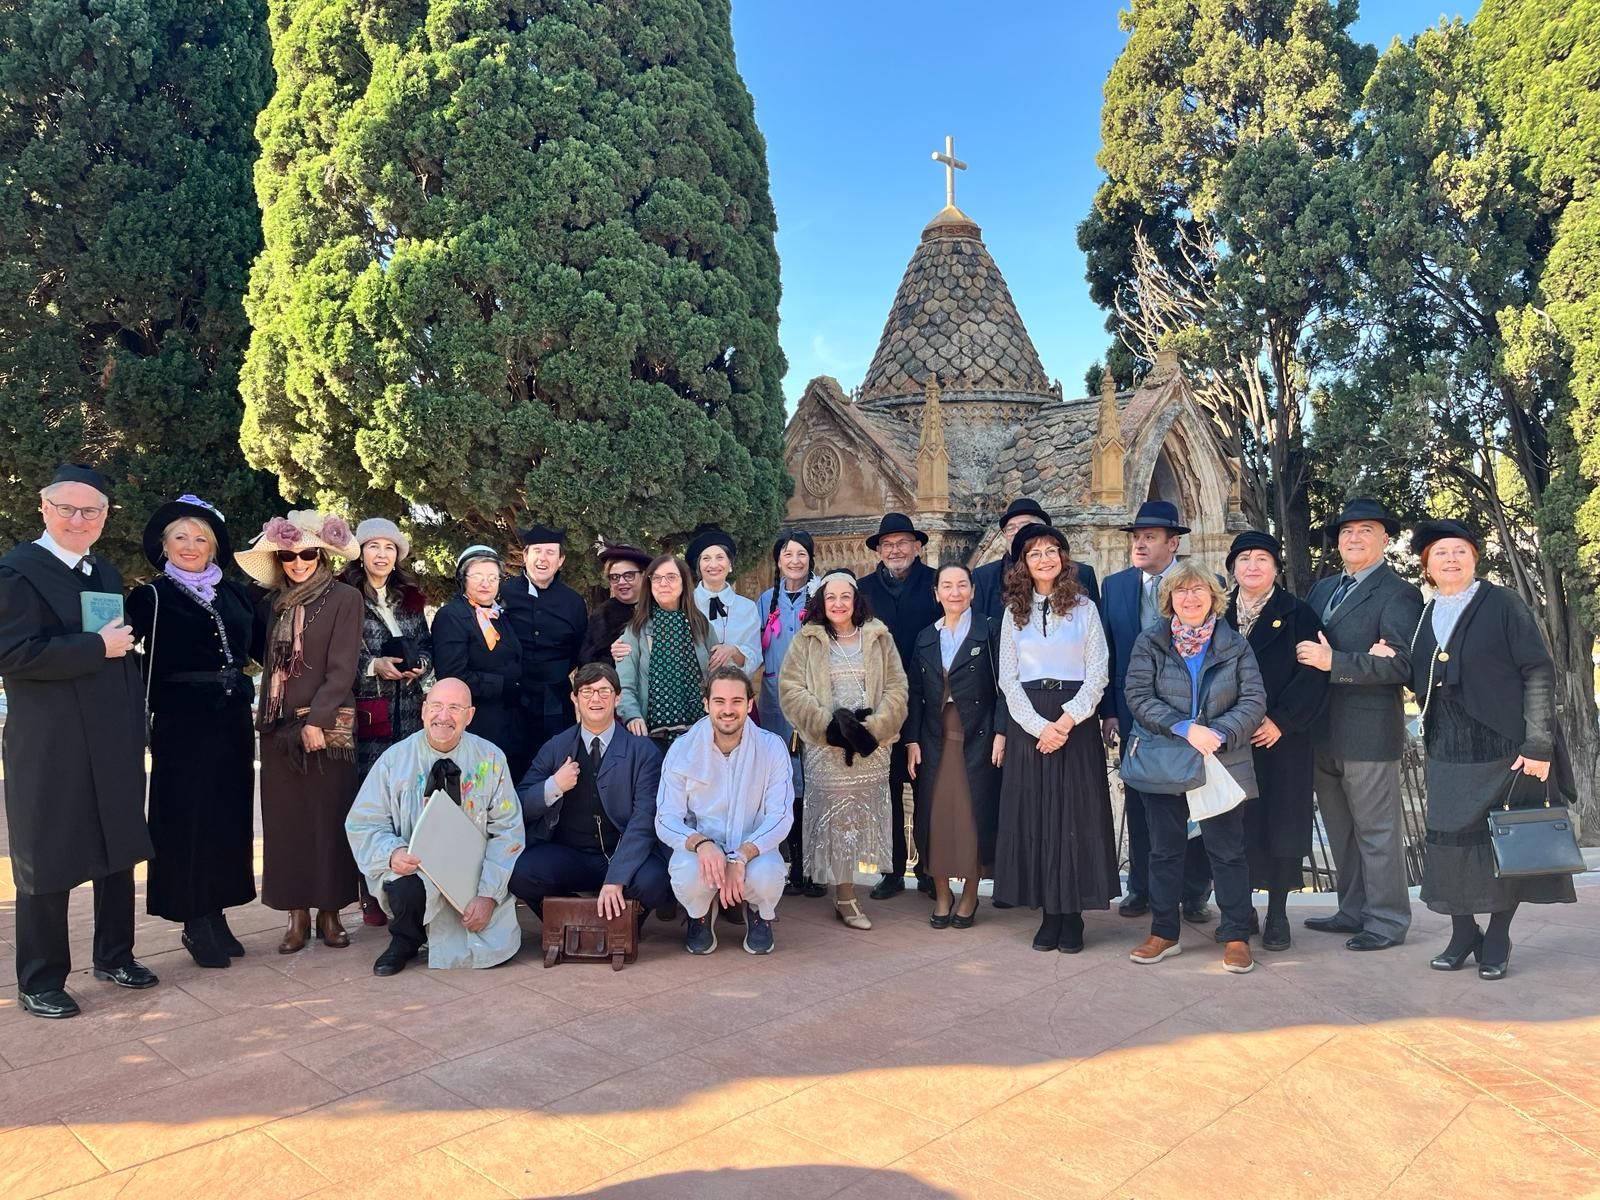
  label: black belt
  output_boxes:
[164,668,246,694]
[1024,678,1077,690]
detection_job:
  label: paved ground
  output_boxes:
[3,804,1600,1199]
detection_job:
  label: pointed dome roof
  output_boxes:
[859,206,1052,404]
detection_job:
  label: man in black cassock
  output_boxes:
[501,523,587,781]
[0,465,157,1018]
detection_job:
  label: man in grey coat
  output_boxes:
[1295,498,1424,950]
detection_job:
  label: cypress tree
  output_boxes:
[0,0,281,573]
[242,0,789,573]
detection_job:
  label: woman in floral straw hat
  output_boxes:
[237,511,365,954]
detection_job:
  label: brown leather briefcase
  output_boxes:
[540,897,641,970]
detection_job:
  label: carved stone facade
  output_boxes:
[779,203,1243,582]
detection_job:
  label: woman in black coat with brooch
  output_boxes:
[431,545,524,766]
[127,496,264,968]
[904,563,1006,929]
[1223,531,1329,953]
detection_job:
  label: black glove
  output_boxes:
[838,708,879,758]
[825,709,857,766]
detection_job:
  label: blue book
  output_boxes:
[81,590,123,632]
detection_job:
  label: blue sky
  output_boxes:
[728,1,1480,408]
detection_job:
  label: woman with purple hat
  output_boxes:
[127,496,262,969]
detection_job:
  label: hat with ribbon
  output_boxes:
[1325,497,1401,538]
[865,512,929,551]
[235,511,359,587]
[1119,500,1190,535]
[143,495,230,568]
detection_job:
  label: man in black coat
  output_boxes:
[502,523,587,783]
[972,498,1101,620]
[0,465,158,1018]
[856,513,941,899]
[580,543,651,665]
[1296,498,1423,951]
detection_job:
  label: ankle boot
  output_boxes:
[278,909,311,954]
[317,909,350,948]
[182,918,231,968]
[210,911,246,958]
[1032,912,1064,952]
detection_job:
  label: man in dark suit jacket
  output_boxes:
[510,662,674,918]
[1099,500,1212,922]
[501,523,588,783]
[1296,499,1424,951]
[856,512,941,899]
[972,498,1101,621]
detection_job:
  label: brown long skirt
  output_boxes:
[926,700,981,879]
[260,729,359,912]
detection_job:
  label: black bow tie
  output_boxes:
[426,756,462,806]
[709,595,728,621]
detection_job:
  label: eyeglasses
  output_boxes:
[46,502,106,521]
[274,549,321,563]
[1025,547,1062,562]
[607,570,640,583]
[576,686,616,700]
[422,702,471,716]
[1172,584,1212,598]
[877,537,917,552]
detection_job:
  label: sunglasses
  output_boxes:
[274,549,322,563]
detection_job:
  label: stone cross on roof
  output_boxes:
[931,135,967,210]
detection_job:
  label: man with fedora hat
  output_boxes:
[581,542,653,665]
[858,512,941,899]
[1100,500,1213,921]
[502,522,588,781]
[1296,497,1422,950]
[973,498,1101,622]
[0,464,157,1017]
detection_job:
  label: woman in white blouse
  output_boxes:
[993,523,1117,954]
[687,525,763,690]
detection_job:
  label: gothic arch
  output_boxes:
[1124,399,1233,566]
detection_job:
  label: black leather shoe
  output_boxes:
[1118,891,1149,917]
[18,989,80,1019]
[1430,929,1482,972]
[929,910,953,930]
[1346,930,1401,951]
[92,961,159,989]
[869,875,905,901]
[803,880,828,898]
[1304,914,1363,934]
[1478,948,1511,981]
[373,940,419,977]
[1261,914,1291,952]
[991,899,1015,910]
[1182,901,1214,925]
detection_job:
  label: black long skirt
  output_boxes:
[146,703,259,921]
[993,683,1119,912]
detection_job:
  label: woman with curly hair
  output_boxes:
[236,511,365,954]
[993,523,1117,953]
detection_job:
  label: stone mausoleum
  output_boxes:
[779,145,1243,580]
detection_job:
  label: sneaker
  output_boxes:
[1223,940,1255,974]
[1129,935,1183,964]
[684,913,718,955]
[743,906,775,954]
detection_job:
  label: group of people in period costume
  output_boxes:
[0,459,1581,1017]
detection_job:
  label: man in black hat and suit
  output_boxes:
[973,498,1101,621]
[858,513,941,899]
[1296,498,1423,950]
[502,523,588,782]
[1099,500,1213,922]
[0,465,158,1018]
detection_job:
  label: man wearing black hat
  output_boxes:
[580,543,652,666]
[972,498,1101,622]
[858,513,941,899]
[1100,500,1213,921]
[0,465,157,1018]
[502,524,588,782]
[1295,498,1423,950]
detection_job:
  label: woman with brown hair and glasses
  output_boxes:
[236,511,365,954]
[615,554,719,752]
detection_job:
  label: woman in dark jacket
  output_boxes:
[1223,531,1329,951]
[1125,560,1267,974]
[905,563,1005,928]
[128,496,262,968]
[431,545,523,767]
[1373,520,1575,980]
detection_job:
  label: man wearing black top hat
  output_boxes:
[1100,500,1213,921]
[857,513,942,899]
[973,498,1101,621]
[1296,498,1422,950]
[0,465,157,1018]
[580,543,653,666]
[502,523,588,782]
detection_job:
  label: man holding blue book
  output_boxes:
[0,463,157,1018]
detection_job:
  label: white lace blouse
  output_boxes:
[997,593,1110,737]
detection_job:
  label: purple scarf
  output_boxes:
[165,560,223,603]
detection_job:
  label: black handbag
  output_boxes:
[1119,723,1206,794]
[1488,774,1585,878]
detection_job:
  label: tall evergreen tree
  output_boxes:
[0,0,280,574]
[242,0,788,574]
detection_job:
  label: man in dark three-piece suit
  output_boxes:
[1100,501,1212,922]
[972,497,1100,621]
[1296,498,1424,951]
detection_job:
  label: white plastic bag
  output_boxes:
[1185,754,1247,822]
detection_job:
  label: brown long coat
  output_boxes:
[257,580,364,911]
